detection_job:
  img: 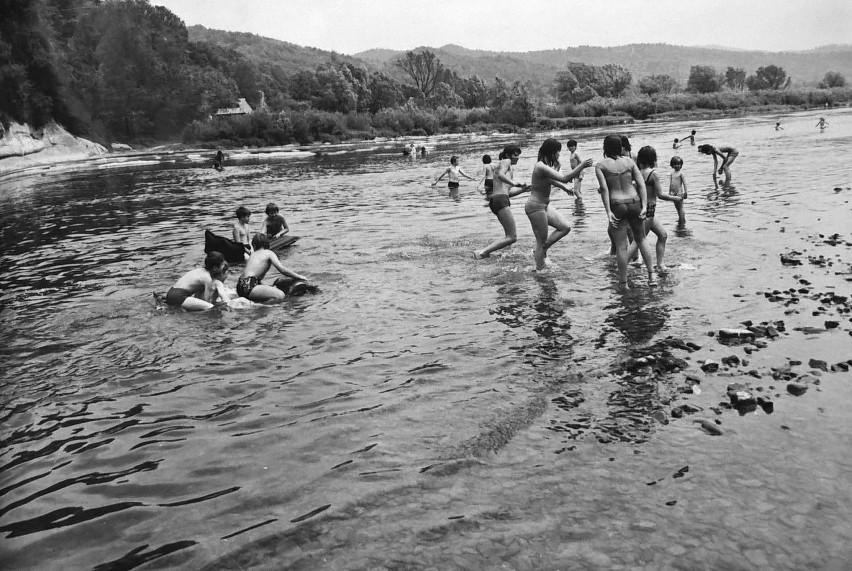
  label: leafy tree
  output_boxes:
[686,65,724,93]
[395,49,444,99]
[492,80,535,126]
[597,64,632,97]
[746,65,790,91]
[724,67,746,91]
[638,74,679,96]
[818,71,846,88]
[430,82,464,107]
[367,72,404,113]
[554,70,579,102]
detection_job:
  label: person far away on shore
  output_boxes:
[233,206,253,258]
[166,251,229,311]
[236,234,308,303]
[625,146,683,273]
[526,138,594,270]
[698,144,738,186]
[259,202,289,238]
[473,145,530,259]
[668,156,688,225]
[595,134,657,288]
[432,155,475,199]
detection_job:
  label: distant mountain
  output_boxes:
[356,43,852,87]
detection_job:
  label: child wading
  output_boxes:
[432,156,475,199]
[669,156,688,225]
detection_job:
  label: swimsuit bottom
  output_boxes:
[669,187,683,197]
[646,202,656,218]
[165,287,194,307]
[236,276,260,299]
[448,181,459,189]
[484,179,493,190]
[610,196,641,220]
[488,194,511,215]
[524,198,548,215]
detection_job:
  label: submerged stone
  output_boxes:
[787,382,808,396]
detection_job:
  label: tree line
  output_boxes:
[1,0,849,147]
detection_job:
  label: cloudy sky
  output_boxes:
[152,0,851,54]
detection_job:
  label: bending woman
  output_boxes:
[527,138,593,270]
[595,135,656,287]
[474,145,529,259]
[698,144,738,185]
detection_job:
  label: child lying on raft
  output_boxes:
[236,234,310,303]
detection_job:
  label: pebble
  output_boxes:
[787,382,808,396]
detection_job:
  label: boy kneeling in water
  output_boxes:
[166,251,229,311]
[237,234,308,303]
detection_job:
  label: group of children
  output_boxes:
[431,133,694,286]
[166,202,307,311]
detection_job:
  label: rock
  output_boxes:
[651,410,668,425]
[721,355,741,367]
[757,397,774,414]
[701,360,719,373]
[699,420,723,435]
[780,253,802,266]
[787,382,808,396]
[831,362,850,372]
[808,358,828,372]
[111,142,132,151]
[719,328,755,340]
[825,321,840,329]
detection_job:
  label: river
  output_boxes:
[1,109,851,570]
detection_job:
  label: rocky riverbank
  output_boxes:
[0,121,108,179]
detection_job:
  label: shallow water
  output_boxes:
[1,109,852,570]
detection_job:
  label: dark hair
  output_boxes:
[619,135,631,152]
[603,135,622,159]
[567,139,577,148]
[252,233,269,250]
[636,146,657,169]
[236,206,251,218]
[697,144,714,155]
[499,144,522,160]
[450,156,458,164]
[691,130,696,135]
[204,251,225,271]
[537,138,562,168]
[482,154,492,164]
[265,203,279,215]
[670,156,683,167]
[674,138,679,143]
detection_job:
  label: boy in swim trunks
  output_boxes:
[232,206,253,258]
[479,154,495,200]
[236,234,308,303]
[165,251,229,311]
[259,202,289,239]
[432,156,475,199]
[669,156,687,225]
[567,139,585,201]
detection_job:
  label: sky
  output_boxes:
[152,0,851,54]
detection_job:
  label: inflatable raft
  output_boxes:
[204,230,300,263]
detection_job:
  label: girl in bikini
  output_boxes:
[474,145,529,259]
[626,146,683,272]
[595,135,656,288]
[526,138,593,270]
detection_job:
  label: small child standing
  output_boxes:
[567,139,584,200]
[480,154,495,200]
[232,206,253,258]
[432,156,475,199]
[669,156,688,226]
[260,202,289,238]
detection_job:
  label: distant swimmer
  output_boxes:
[432,155,475,199]
[260,202,289,239]
[673,138,681,149]
[682,130,697,145]
[595,135,656,288]
[474,144,530,259]
[214,150,225,170]
[236,234,308,303]
[668,156,688,226]
[698,144,738,186]
[816,117,829,131]
[165,251,229,311]
[775,122,784,131]
[526,138,593,270]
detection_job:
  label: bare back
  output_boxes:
[596,157,637,201]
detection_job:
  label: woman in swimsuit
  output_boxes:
[474,145,530,259]
[698,144,738,186]
[526,138,594,270]
[595,135,656,287]
[626,146,683,272]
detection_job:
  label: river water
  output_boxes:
[1,109,851,570]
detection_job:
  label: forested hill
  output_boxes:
[356,43,852,87]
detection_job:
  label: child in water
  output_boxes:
[567,139,585,200]
[236,234,308,303]
[232,206,253,258]
[775,122,784,131]
[165,251,229,311]
[479,154,495,200]
[816,117,828,130]
[432,156,475,199]
[669,156,688,225]
[260,202,289,239]
[673,138,681,149]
